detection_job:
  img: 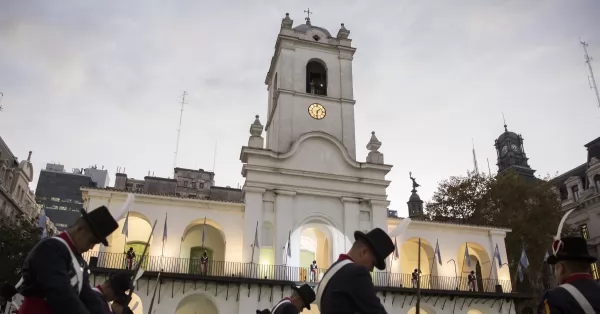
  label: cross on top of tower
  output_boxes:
[304,8,313,24]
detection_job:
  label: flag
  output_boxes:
[253,221,259,249]
[520,247,529,269]
[287,230,292,258]
[162,213,168,243]
[494,244,502,267]
[434,239,442,265]
[201,217,207,247]
[517,263,524,282]
[37,209,48,238]
[121,212,129,238]
[394,238,400,260]
[464,243,471,267]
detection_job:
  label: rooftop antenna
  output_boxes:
[486,158,492,177]
[472,139,479,175]
[580,39,600,108]
[174,91,188,169]
[502,112,508,131]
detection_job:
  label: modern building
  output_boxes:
[35,164,96,230]
[83,166,110,188]
[551,136,600,280]
[81,13,524,314]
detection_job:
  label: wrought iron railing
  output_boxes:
[83,251,514,294]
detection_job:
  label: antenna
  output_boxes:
[486,158,492,177]
[580,40,600,108]
[174,91,188,169]
[212,141,218,173]
[0,92,4,111]
[472,139,479,175]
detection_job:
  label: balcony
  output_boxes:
[84,252,521,298]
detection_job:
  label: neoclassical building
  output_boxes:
[82,13,524,314]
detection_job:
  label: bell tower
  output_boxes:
[494,123,536,178]
[264,13,358,159]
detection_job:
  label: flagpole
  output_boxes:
[416,238,421,314]
[488,245,497,280]
[250,221,258,263]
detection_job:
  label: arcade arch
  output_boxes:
[175,293,218,314]
[457,242,492,292]
[408,304,437,314]
[400,238,439,289]
[181,219,226,276]
[101,212,153,269]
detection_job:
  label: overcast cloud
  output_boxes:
[1,0,599,217]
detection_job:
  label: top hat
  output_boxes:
[292,284,316,310]
[354,228,395,270]
[547,237,597,265]
[0,282,17,299]
[79,206,119,246]
[109,273,132,297]
[255,310,270,314]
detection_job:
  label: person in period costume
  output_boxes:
[538,236,599,314]
[256,284,316,314]
[16,206,119,314]
[316,228,395,314]
[309,261,318,282]
[125,248,136,270]
[411,269,419,288]
[201,250,209,275]
[1,283,18,314]
[91,273,132,314]
[468,271,477,292]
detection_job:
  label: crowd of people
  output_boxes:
[1,206,599,314]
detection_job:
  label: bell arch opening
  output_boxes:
[457,242,492,292]
[98,212,153,269]
[180,220,226,276]
[175,293,219,314]
[306,60,327,96]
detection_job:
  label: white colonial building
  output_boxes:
[82,13,521,314]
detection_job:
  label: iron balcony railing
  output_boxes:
[83,251,514,294]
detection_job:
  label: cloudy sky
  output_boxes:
[1,0,599,217]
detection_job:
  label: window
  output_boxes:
[50,197,60,202]
[55,223,68,228]
[62,199,73,203]
[306,60,327,96]
[581,224,590,240]
[58,206,68,211]
[184,181,188,187]
[73,200,83,205]
[595,175,600,193]
[192,182,197,188]
[46,205,58,210]
[592,263,599,280]
[199,183,204,189]
[572,186,580,201]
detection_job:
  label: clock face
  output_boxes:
[308,103,326,120]
[501,145,508,155]
[511,144,519,152]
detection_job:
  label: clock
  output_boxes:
[501,145,508,155]
[308,103,326,120]
[511,144,519,152]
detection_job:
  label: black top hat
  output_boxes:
[0,282,17,299]
[292,284,316,310]
[354,228,394,270]
[108,273,131,297]
[547,237,597,265]
[79,206,119,246]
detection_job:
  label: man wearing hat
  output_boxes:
[91,273,132,314]
[17,206,119,314]
[256,284,316,314]
[539,236,600,314]
[316,228,394,314]
[1,282,18,314]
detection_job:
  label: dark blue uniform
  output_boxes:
[538,275,600,314]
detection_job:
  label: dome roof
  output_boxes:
[293,24,332,38]
[496,125,520,143]
[408,191,422,202]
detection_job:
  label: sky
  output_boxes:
[1,0,599,217]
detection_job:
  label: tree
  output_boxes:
[0,216,43,285]
[425,169,565,293]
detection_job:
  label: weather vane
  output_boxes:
[304,8,312,22]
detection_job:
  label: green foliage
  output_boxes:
[425,170,564,287]
[0,217,43,285]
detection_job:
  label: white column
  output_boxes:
[243,187,265,263]
[371,200,391,287]
[489,230,511,292]
[341,197,360,252]
[274,190,296,266]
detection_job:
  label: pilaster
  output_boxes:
[341,197,360,252]
[274,190,296,266]
[243,187,266,263]
[489,230,510,285]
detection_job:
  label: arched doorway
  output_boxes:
[400,238,438,289]
[175,293,218,314]
[100,212,153,270]
[300,226,331,282]
[457,242,492,292]
[181,219,226,276]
